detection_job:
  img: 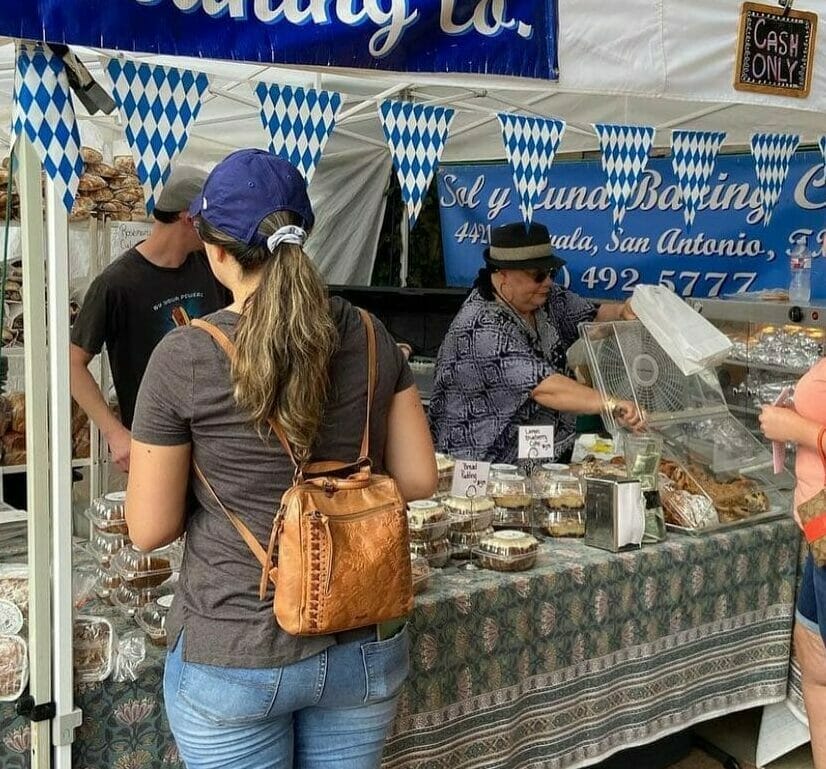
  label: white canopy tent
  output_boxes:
[0,0,825,285]
[2,2,823,767]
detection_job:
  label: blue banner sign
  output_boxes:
[0,0,558,80]
[438,151,826,300]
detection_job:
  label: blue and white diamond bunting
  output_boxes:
[671,130,727,230]
[497,113,566,227]
[750,133,800,226]
[107,59,209,215]
[379,100,455,228]
[593,123,656,232]
[13,42,84,212]
[254,83,342,183]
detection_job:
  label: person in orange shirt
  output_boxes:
[760,359,826,768]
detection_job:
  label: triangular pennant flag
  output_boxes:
[12,42,84,212]
[750,133,800,226]
[107,59,208,215]
[593,123,656,232]
[819,135,826,183]
[671,130,727,230]
[497,113,566,227]
[378,100,455,228]
[254,83,342,183]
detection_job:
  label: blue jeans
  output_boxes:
[163,627,409,769]
[797,552,826,646]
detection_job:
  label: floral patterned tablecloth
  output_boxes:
[1,518,801,769]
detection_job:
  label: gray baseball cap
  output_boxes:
[155,166,208,214]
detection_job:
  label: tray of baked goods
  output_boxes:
[658,455,790,534]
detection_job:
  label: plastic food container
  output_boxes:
[74,616,115,683]
[537,472,585,512]
[0,634,28,702]
[543,509,586,538]
[489,467,533,530]
[409,537,451,569]
[443,496,495,532]
[87,528,131,568]
[85,492,128,535]
[410,555,430,596]
[435,453,455,495]
[112,574,176,618]
[474,530,539,572]
[111,543,182,590]
[0,564,28,621]
[93,566,121,605]
[407,500,449,542]
[134,594,174,647]
[449,526,494,559]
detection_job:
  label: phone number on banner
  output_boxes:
[454,223,757,298]
[559,266,757,297]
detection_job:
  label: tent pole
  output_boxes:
[400,207,409,288]
[337,83,411,122]
[44,175,83,767]
[18,135,53,769]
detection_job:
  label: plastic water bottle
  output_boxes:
[788,236,812,305]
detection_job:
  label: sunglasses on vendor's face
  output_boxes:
[524,267,556,283]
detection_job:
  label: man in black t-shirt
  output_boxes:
[70,166,228,472]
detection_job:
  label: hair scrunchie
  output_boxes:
[267,225,306,252]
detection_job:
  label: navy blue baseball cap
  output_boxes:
[189,149,314,245]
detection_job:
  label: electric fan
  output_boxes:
[579,320,778,477]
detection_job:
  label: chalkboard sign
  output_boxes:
[735,2,818,98]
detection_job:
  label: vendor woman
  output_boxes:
[429,222,643,463]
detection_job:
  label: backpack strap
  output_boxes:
[192,462,282,600]
[356,308,378,461]
[190,318,298,467]
[190,311,378,466]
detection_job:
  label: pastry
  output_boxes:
[80,147,104,164]
[6,392,25,434]
[543,509,586,537]
[114,155,136,173]
[449,526,493,557]
[0,634,27,700]
[78,174,107,192]
[407,500,448,542]
[476,530,538,572]
[73,616,114,682]
[0,567,28,619]
[434,453,455,494]
[410,555,429,595]
[443,496,495,532]
[409,537,450,568]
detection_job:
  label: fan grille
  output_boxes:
[590,324,688,414]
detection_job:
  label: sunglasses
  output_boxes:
[526,267,556,283]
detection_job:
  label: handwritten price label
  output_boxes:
[450,460,491,498]
[518,426,555,460]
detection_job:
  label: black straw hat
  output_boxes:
[483,222,566,272]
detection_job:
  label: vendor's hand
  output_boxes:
[615,400,645,431]
[620,300,637,321]
[106,424,132,473]
[758,404,803,444]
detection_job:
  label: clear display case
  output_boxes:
[693,298,826,462]
[578,317,794,533]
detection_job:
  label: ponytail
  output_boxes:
[196,211,337,459]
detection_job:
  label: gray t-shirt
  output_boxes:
[131,298,414,667]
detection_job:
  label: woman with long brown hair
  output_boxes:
[125,149,437,769]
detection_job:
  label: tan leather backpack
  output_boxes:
[190,310,413,636]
